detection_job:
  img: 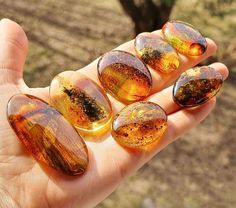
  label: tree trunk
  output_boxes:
[119,0,175,35]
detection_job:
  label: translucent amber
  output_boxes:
[112,101,167,147]
[173,66,223,107]
[7,94,88,176]
[162,20,207,56]
[97,50,152,104]
[134,33,180,73]
[50,71,112,134]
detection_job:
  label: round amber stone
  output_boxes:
[162,20,207,56]
[7,94,88,176]
[135,33,180,73]
[112,101,167,147]
[97,50,152,104]
[173,66,223,107]
[50,71,112,133]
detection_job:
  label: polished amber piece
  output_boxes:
[134,33,180,73]
[112,101,167,147]
[162,20,207,56]
[173,66,223,107]
[97,50,152,104]
[7,94,88,176]
[50,71,112,133]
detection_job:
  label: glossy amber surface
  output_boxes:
[7,94,88,176]
[112,101,167,147]
[135,33,180,73]
[97,50,152,104]
[50,71,112,133]
[162,20,207,56]
[173,66,223,107]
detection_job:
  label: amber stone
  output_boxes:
[173,66,223,107]
[50,71,112,133]
[7,94,88,176]
[97,50,152,104]
[134,33,180,73]
[112,101,167,147]
[162,20,207,56]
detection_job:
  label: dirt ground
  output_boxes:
[0,0,235,207]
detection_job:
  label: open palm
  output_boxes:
[0,19,228,208]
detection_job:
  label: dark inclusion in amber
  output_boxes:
[97,50,152,104]
[162,20,207,56]
[112,101,167,147]
[173,66,223,107]
[63,88,105,122]
[7,94,88,176]
[134,33,180,73]
[50,71,112,133]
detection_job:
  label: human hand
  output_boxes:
[0,19,228,208]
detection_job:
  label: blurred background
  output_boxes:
[1,0,235,207]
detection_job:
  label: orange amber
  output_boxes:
[162,20,207,56]
[135,33,180,73]
[112,101,167,147]
[50,71,112,134]
[7,94,88,176]
[97,50,152,104]
[173,66,223,107]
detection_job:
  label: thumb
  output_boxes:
[0,18,28,83]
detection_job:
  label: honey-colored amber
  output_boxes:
[162,20,207,56]
[7,94,88,176]
[112,101,167,147]
[134,33,180,73]
[173,66,223,107]
[50,71,112,134]
[97,50,152,104]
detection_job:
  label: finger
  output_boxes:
[79,31,217,97]
[0,19,28,83]
[154,38,217,90]
[164,98,216,145]
[148,62,229,115]
[115,35,217,93]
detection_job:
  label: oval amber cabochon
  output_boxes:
[135,33,180,73]
[162,20,207,56]
[173,66,223,107]
[97,50,152,104]
[7,94,89,176]
[50,71,112,133]
[112,101,167,147]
